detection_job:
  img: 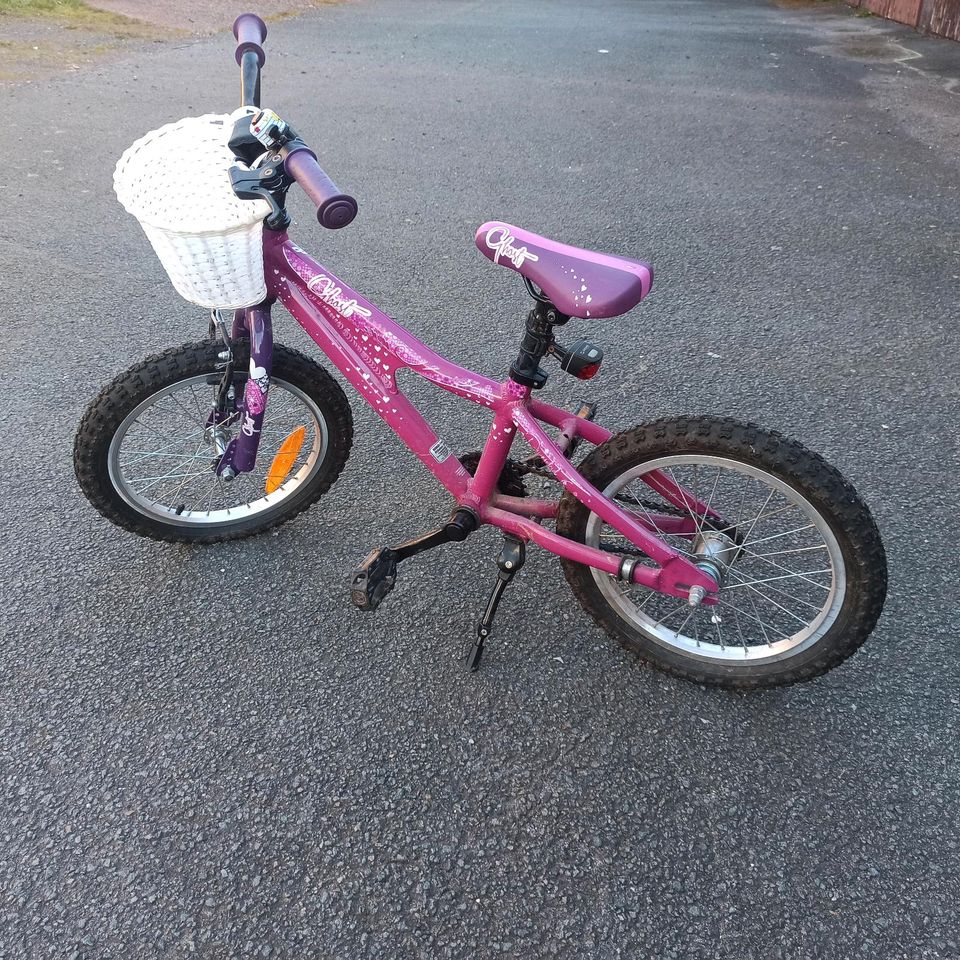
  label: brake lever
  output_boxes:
[228,159,290,230]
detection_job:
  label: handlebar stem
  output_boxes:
[239,51,261,107]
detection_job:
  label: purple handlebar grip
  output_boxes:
[233,13,267,66]
[284,147,358,230]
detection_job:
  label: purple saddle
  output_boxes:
[475,221,653,320]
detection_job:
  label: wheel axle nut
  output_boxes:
[688,585,706,607]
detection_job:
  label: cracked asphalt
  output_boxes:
[2,0,959,956]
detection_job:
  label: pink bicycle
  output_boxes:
[74,14,886,687]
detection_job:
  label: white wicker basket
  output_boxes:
[114,108,272,310]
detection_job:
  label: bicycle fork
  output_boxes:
[209,304,274,478]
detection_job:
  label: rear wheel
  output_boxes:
[74,339,353,543]
[555,417,886,688]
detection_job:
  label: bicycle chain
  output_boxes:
[462,448,746,571]
[457,450,688,519]
[510,456,689,518]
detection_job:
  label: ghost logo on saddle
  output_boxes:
[484,226,540,269]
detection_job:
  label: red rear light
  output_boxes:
[575,362,601,380]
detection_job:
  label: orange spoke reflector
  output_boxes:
[265,426,307,494]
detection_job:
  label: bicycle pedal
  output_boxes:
[350,548,398,612]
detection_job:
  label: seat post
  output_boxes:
[509,300,568,388]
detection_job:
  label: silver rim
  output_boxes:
[107,373,328,527]
[586,456,846,664]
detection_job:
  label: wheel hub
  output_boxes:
[205,424,231,456]
[693,530,739,574]
[688,531,738,606]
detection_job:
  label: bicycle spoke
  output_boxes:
[716,596,782,640]
[738,523,816,549]
[750,544,830,560]
[635,589,659,610]
[738,494,792,542]
[733,474,751,530]
[701,466,723,525]
[724,568,833,593]
[653,602,689,628]
[187,383,208,420]
[665,465,710,538]
[725,567,827,614]
[168,436,209,504]
[732,600,750,652]
[746,591,772,647]
[729,580,811,627]
[128,417,198,449]
[198,473,220,514]
[121,451,212,470]
[732,541,833,584]
[672,607,695,638]
[131,468,212,499]
[618,486,669,533]
[163,391,205,426]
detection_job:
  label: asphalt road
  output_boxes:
[2,1,959,957]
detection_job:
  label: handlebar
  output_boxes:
[233,13,266,62]
[231,13,357,229]
[282,145,358,229]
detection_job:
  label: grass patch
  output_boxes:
[1,0,95,15]
[0,0,169,81]
[0,0,156,34]
[270,2,342,18]
[0,0,71,9]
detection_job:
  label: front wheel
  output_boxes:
[74,339,353,543]
[556,417,887,689]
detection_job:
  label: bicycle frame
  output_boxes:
[226,228,719,601]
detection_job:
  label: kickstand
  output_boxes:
[465,535,526,673]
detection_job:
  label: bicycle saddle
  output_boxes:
[475,221,653,320]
